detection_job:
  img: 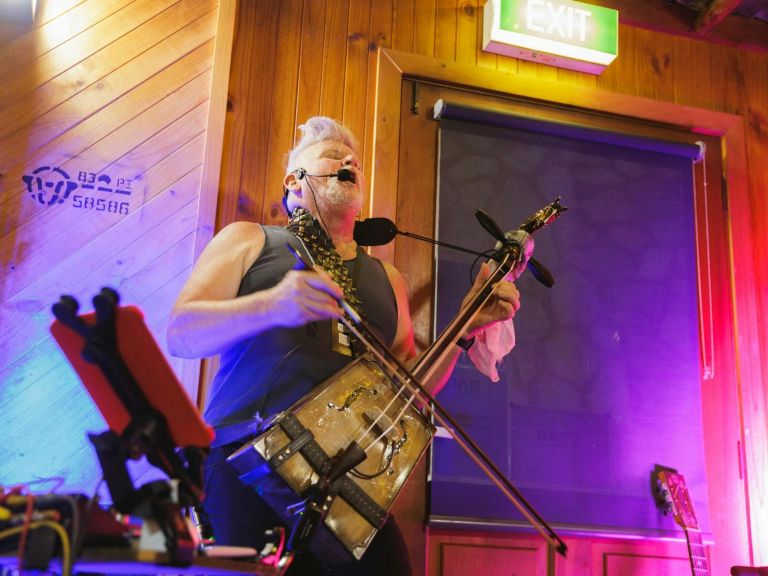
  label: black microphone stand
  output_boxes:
[397,229,492,259]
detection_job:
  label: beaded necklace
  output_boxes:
[285,207,365,323]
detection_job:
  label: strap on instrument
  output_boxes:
[240,413,388,531]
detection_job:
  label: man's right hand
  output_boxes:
[269,269,344,328]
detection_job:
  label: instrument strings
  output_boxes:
[344,254,514,455]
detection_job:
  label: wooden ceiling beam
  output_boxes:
[587,0,768,53]
[695,0,744,34]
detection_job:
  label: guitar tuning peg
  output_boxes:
[661,493,673,516]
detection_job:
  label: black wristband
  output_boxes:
[456,335,476,351]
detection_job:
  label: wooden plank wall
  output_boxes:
[0,0,218,495]
[217,1,768,575]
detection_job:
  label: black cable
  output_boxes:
[304,177,334,247]
[253,327,313,425]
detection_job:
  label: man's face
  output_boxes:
[290,139,365,216]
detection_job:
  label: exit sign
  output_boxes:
[483,0,618,74]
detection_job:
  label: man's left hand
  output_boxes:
[462,262,521,335]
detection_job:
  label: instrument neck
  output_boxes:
[410,248,518,383]
[684,528,709,576]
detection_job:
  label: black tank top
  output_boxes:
[203,225,398,446]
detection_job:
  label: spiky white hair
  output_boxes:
[285,116,360,174]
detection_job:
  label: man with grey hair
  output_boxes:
[168,116,521,575]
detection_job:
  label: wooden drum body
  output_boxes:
[227,354,434,561]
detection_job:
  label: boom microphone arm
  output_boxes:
[353,216,555,287]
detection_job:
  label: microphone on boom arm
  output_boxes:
[353,212,556,287]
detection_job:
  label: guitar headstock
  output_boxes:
[654,466,700,531]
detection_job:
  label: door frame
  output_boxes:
[368,48,758,573]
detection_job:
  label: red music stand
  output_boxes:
[50,288,215,565]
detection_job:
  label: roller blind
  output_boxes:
[429,104,710,540]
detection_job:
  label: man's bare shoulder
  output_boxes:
[217,220,265,243]
[378,260,416,360]
[380,260,408,292]
[201,221,267,272]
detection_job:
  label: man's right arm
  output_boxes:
[167,222,344,359]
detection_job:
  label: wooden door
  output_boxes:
[389,79,743,576]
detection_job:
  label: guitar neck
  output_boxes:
[684,528,709,576]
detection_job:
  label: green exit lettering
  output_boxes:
[526,0,591,43]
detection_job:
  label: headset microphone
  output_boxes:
[293,168,356,184]
[284,167,357,216]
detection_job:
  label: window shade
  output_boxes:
[429,110,710,540]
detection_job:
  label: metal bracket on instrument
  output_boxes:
[268,429,314,470]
